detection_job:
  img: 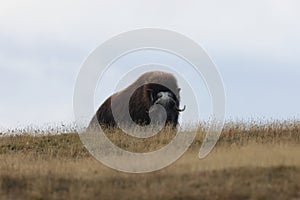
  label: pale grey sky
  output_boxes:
[0,0,300,128]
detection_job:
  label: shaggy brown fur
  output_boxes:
[88,71,185,129]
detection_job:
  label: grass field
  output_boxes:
[0,120,300,200]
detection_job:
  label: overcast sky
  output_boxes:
[0,0,300,129]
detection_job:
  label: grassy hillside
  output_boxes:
[0,120,300,200]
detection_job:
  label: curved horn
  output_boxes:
[168,98,186,112]
[175,105,186,112]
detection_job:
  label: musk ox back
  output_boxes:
[88,71,185,130]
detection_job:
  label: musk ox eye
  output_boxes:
[157,92,163,98]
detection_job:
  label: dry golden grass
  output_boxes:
[0,120,300,200]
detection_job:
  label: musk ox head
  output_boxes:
[89,71,185,129]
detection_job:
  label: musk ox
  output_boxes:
[88,71,185,130]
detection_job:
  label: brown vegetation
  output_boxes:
[0,120,300,200]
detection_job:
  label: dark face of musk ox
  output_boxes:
[88,71,185,130]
